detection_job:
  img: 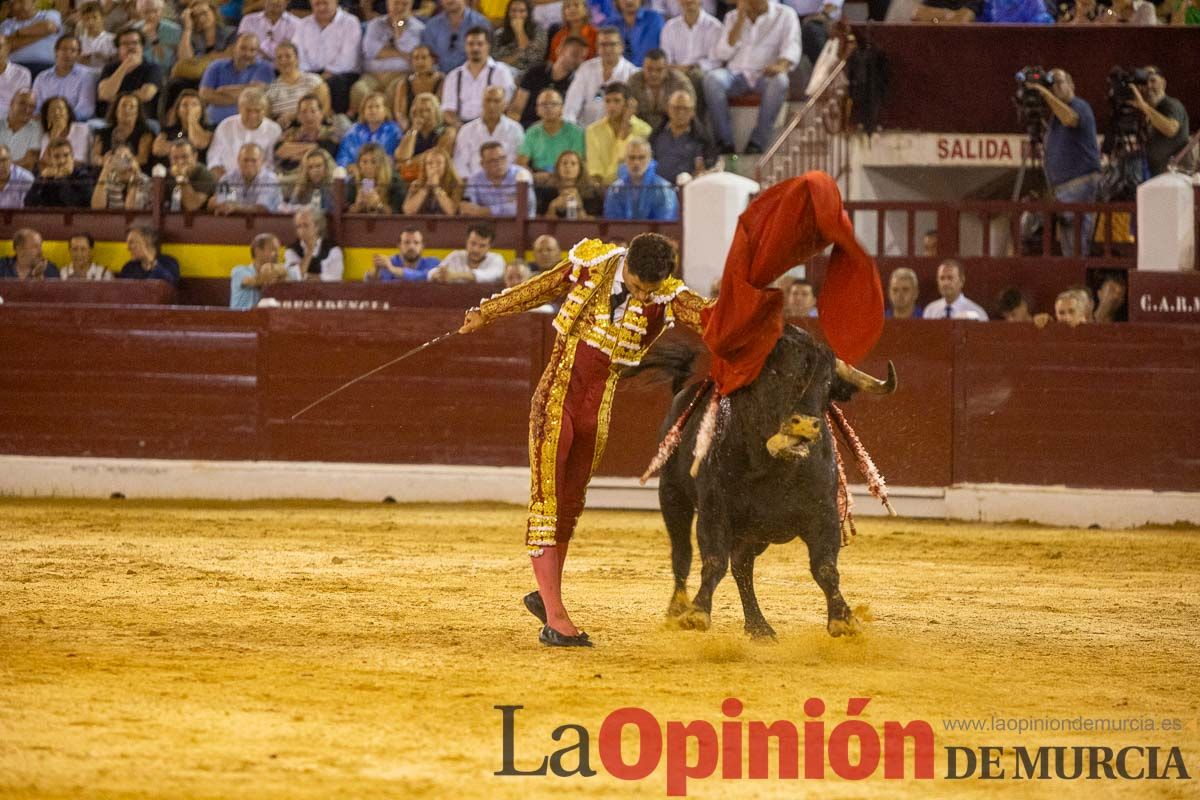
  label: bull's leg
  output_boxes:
[660,480,695,619]
[677,511,729,631]
[808,533,860,638]
[731,540,775,640]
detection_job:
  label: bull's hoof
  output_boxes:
[827,615,862,638]
[745,621,777,641]
[666,589,690,619]
[672,608,711,631]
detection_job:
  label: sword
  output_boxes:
[289,328,459,420]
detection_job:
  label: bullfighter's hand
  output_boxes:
[460,308,485,334]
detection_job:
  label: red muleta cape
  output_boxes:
[701,172,884,396]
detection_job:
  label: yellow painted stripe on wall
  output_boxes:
[1,241,518,281]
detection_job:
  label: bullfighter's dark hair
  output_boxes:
[625,233,676,283]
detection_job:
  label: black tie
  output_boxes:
[944,304,952,319]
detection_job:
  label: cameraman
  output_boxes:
[1130,66,1190,177]
[1027,68,1101,258]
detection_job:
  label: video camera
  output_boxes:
[1107,66,1150,141]
[1013,65,1054,140]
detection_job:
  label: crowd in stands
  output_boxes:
[1,0,843,225]
[911,0,1199,23]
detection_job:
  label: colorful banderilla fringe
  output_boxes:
[639,379,713,484]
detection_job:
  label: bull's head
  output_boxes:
[759,329,897,461]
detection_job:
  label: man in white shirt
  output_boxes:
[660,0,721,101]
[30,35,96,120]
[428,223,506,284]
[237,0,299,64]
[0,89,42,172]
[352,0,424,118]
[292,0,362,114]
[785,0,842,63]
[703,0,800,154]
[453,85,525,179]
[0,0,61,72]
[441,26,514,127]
[0,35,33,112]
[562,26,636,128]
[922,260,989,321]
[0,144,34,209]
[207,88,282,179]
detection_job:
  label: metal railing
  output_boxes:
[755,37,853,191]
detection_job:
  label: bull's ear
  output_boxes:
[830,375,858,403]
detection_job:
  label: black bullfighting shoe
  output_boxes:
[523,590,547,624]
[539,625,593,648]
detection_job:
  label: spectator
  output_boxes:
[784,0,842,63]
[546,0,597,62]
[365,227,440,281]
[284,206,345,281]
[152,89,213,165]
[0,228,59,279]
[661,0,721,110]
[995,286,1032,321]
[138,0,182,74]
[428,222,505,283]
[921,228,938,256]
[1093,273,1127,323]
[421,0,491,74]
[563,26,635,127]
[517,88,585,180]
[923,259,988,320]
[275,93,339,177]
[230,232,289,309]
[393,45,444,126]
[28,136,93,207]
[628,49,692,131]
[0,144,33,208]
[602,136,677,220]
[164,0,237,114]
[76,3,117,73]
[292,0,363,115]
[37,96,90,167]
[585,81,650,184]
[493,0,549,82]
[210,141,282,213]
[704,0,800,154]
[1135,66,1190,177]
[1054,288,1090,326]
[453,85,525,177]
[0,0,62,74]
[207,88,282,178]
[441,26,515,127]
[96,26,162,119]
[285,148,339,212]
[1028,68,1101,257]
[198,33,274,125]
[92,92,154,168]
[30,35,96,120]
[166,138,216,212]
[530,233,562,271]
[265,41,332,127]
[649,89,715,184]
[606,0,664,67]
[503,259,533,288]
[402,147,463,213]
[0,89,42,172]
[237,0,300,64]
[346,142,404,212]
[119,223,181,285]
[353,0,424,118]
[394,90,456,181]
[1061,0,1101,22]
[1101,0,1158,23]
[90,144,150,209]
[983,0,1054,22]
[541,148,602,216]
[508,34,586,128]
[462,140,536,217]
[61,233,112,280]
[782,277,818,318]
[1170,0,1200,24]
[886,267,922,319]
[0,36,33,113]
[337,92,403,167]
[912,0,982,21]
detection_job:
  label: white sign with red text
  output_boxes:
[859,133,1035,168]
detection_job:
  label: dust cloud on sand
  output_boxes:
[1,499,1198,799]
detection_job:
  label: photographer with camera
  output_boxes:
[1026,68,1101,258]
[1128,66,1190,177]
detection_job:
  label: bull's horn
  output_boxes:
[835,359,897,395]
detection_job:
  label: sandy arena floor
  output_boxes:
[1,498,1198,799]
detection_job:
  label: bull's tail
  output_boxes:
[621,340,702,395]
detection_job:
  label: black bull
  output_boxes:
[633,325,896,639]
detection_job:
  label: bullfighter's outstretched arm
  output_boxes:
[477,258,574,325]
[669,287,715,336]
